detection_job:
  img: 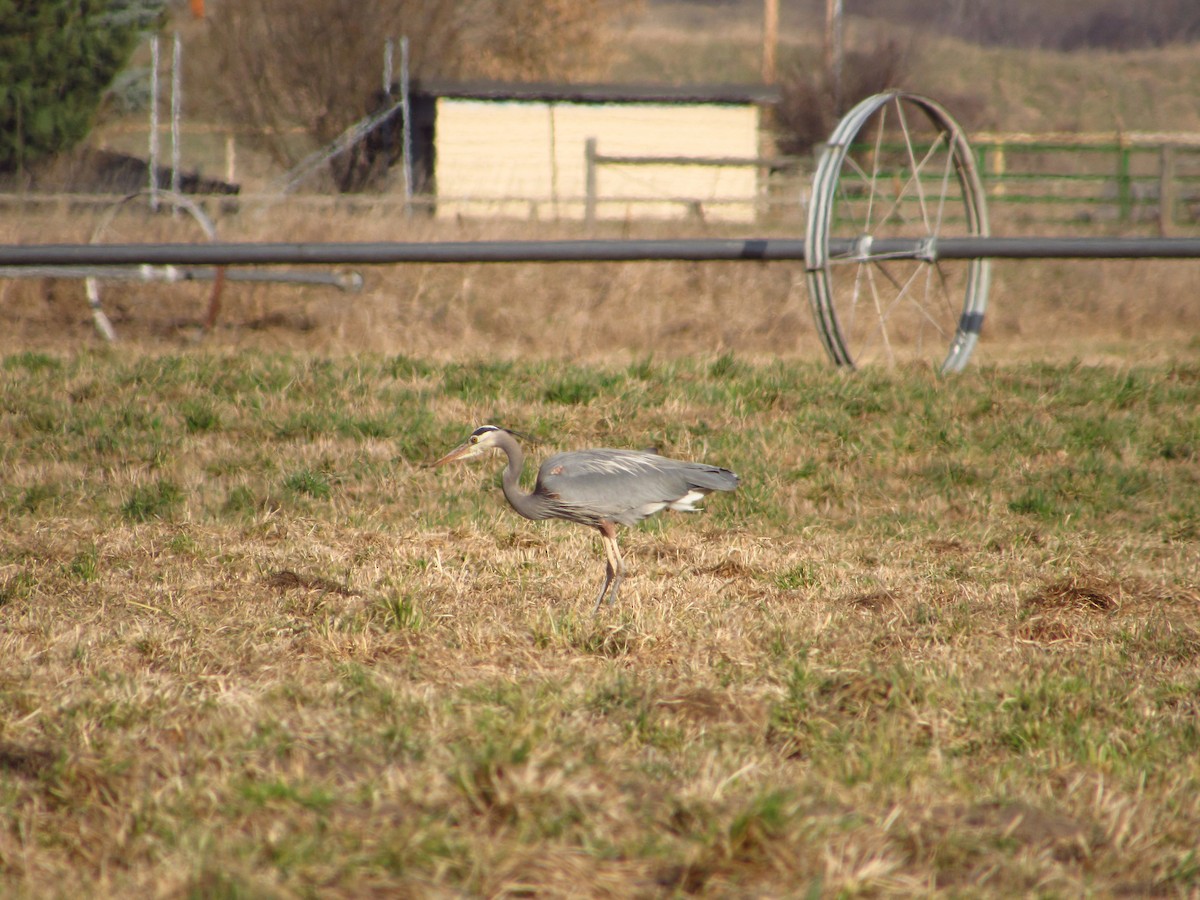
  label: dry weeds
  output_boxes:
[2,206,1199,367]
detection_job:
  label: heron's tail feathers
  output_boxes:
[685,465,739,494]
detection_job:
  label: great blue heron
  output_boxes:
[433,425,739,610]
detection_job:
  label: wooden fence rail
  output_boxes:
[585,133,1200,231]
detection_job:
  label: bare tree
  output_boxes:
[196,0,639,185]
[461,0,641,81]
[774,37,913,156]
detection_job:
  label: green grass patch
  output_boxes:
[120,479,184,522]
[283,468,332,499]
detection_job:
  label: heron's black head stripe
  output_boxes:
[472,425,502,437]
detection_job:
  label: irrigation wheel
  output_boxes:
[85,190,223,342]
[804,91,991,373]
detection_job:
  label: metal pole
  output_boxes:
[400,36,414,219]
[149,35,160,210]
[0,266,362,291]
[275,97,406,193]
[833,236,1200,260]
[383,38,394,94]
[0,239,803,266]
[170,32,183,206]
[4,236,1200,268]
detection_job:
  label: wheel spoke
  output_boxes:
[876,261,931,328]
[862,101,889,234]
[894,99,931,231]
[834,165,869,233]
[931,128,962,235]
[862,263,896,365]
[843,254,869,343]
[872,127,949,234]
[908,266,952,337]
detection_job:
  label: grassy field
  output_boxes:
[1,347,1198,897]
[4,8,1200,895]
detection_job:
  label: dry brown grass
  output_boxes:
[2,205,1199,367]
[2,513,1197,896]
[0,319,1197,895]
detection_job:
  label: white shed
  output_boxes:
[409,82,779,223]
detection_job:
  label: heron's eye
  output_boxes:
[470,436,478,444]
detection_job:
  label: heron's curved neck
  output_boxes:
[496,432,551,520]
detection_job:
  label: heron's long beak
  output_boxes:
[431,441,488,468]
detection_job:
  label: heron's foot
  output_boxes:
[592,570,614,613]
[592,573,625,613]
[606,573,624,608]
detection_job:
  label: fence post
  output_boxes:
[1117,141,1132,225]
[1159,144,1177,237]
[225,132,236,184]
[989,142,1006,197]
[584,137,597,226]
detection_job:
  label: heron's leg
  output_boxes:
[592,520,628,614]
[607,538,626,607]
[592,522,623,613]
[592,559,615,613]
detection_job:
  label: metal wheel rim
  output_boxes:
[804,91,991,373]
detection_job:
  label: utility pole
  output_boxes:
[759,0,780,208]
[762,0,779,85]
[759,0,780,163]
[825,0,844,113]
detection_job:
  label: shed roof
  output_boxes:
[413,80,780,106]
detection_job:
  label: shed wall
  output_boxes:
[433,99,761,222]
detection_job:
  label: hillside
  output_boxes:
[116,0,1200,188]
[616,1,1200,134]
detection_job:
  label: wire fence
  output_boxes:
[972,132,1200,231]
[23,123,1200,231]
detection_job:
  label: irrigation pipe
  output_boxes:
[3,237,1200,269]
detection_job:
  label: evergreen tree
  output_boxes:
[0,0,164,174]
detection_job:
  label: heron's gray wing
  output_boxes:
[535,449,737,526]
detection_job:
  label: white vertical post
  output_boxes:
[170,31,182,207]
[225,132,236,184]
[149,34,160,210]
[400,36,414,219]
[383,38,394,94]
